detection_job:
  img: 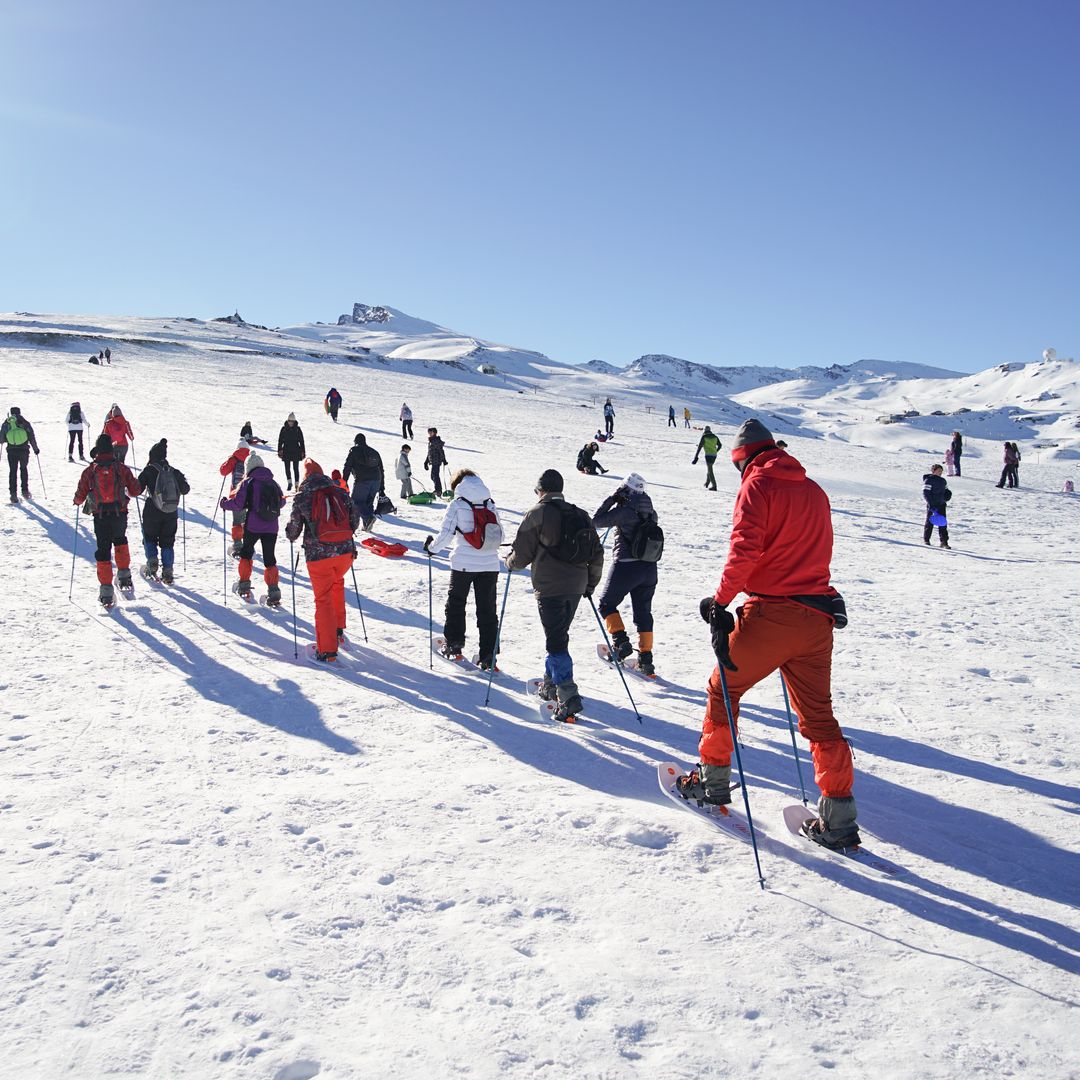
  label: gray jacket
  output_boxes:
[506,492,604,598]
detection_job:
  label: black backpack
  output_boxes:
[541,502,603,567]
[67,404,82,425]
[629,512,664,562]
[254,478,283,519]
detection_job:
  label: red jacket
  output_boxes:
[103,412,133,446]
[74,454,140,513]
[715,448,832,606]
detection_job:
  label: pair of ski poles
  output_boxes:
[285,542,368,655]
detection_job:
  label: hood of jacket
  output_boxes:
[452,475,492,505]
[742,447,805,485]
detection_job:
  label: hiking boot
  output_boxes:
[229,540,242,559]
[923,538,931,545]
[236,578,252,597]
[676,763,732,806]
[637,650,655,677]
[800,796,861,850]
[99,582,115,607]
[314,651,338,663]
[287,481,293,491]
[537,677,557,701]
[477,655,497,672]
[145,557,160,578]
[117,568,133,589]
[267,584,282,607]
[362,517,376,532]
[161,567,174,585]
[940,541,951,550]
[439,640,464,661]
[552,681,583,722]
[610,630,633,662]
[337,627,345,642]
[68,455,75,463]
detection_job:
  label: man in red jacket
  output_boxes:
[676,419,860,849]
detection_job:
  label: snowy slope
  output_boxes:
[1,314,1078,1079]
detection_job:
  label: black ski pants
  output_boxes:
[142,504,178,551]
[668,415,676,427]
[282,457,301,486]
[329,405,340,422]
[537,593,582,684]
[402,420,414,439]
[7,446,29,498]
[443,569,499,658]
[239,529,278,567]
[953,452,962,476]
[598,560,657,632]
[923,506,949,545]
[605,415,614,435]
[93,511,129,562]
[67,430,85,457]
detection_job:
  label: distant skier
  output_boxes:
[603,398,615,436]
[325,388,342,422]
[219,427,263,557]
[221,452,285,603]
[400,402,414,440]
[944,445,956,476]
[683,407,692,429]
[950,431,963,477]
[285,459,361,663]
[691,426,721,490]
[506,469,604,723]
[342,433,385,531]
[65,401,89,462]
[138,438,189,584]
[423,468,505,670]
[577,441,607,476]
[104,346,111,364]
[74,433,141,606]
[923,463,952,548]
[676,419,860,851]
[2,407,39,504]
[668,405,676,428]
[277,412,305,491]
[102,405,134,463]
[396,444,414,499]
[424,427,448,494]
[592,472,660,676]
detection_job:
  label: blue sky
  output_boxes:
[1,0,1077,373]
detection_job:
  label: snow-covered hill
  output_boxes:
[1,310,1078,1078]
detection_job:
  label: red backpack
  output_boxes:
[310,485,354,543]
[458,498,501,550]
[84,460,126,513]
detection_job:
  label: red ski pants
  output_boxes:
[699,600,854,798]
[307,553,352,654]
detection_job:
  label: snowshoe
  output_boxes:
[99,583,115,609]
[161,568,174,585]
[799,817,862,852]
[116,568,133,593]
[232,579,255,602]
[675,766,732,807]
[551,696,583,724]
[610,630,633,661]
[265,585,282,608]
[439,640,465,662]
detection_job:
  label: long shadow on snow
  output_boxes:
[739,706,1080,956]
[113,600,360,756]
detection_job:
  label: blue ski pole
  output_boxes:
[484,568,513,707]
[718,665,766,889]
[68,504,80,601]
[589,595,641,724]
[779,672,808,805]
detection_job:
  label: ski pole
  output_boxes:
[779,672,808,805]
[349,562,368,643]
[181,493,187,570]
[209,475,226,536]
[35,454,47,499]
[223,520,227,604]
[484,568,513,706]
[600,526,611,546]
[133,493,142,528]
[427,551,433,669]
[718,665,766,889]
[68,504,80,601]
[129,438,137,471]
[588,595,641,724]
[289,540,298,659]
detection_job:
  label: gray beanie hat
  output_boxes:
[245,453,264,474]
[731,418,775,464]
[536,468,564,493]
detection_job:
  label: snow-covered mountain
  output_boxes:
[2,306,1078,459]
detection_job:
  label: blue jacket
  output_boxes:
[923,473,952,509]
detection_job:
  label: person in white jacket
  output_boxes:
[423,469,504,669]
[396,444,413,499]
[400,403,414,440]
[65,401,90,461]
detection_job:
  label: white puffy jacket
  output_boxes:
[429,474,504,572]
[395,452,412,481]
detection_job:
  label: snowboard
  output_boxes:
[657,762,754,844]
[780,805,903,877]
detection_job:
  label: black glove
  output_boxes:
[691,457,698,465]
[423,535,434,553]
[699,597,737,671]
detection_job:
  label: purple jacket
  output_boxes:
[221,467,284,534]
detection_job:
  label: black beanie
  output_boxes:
[731,419,775,463]
[93,433,113,457]
[537,468,564,493]
[354,433,367,445]
[149,439,167,462]
[10,406,20,417]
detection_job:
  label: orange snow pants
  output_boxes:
[699,600,854,798]
[308,552,352,654]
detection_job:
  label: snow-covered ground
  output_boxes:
[2,315,1078,1079]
